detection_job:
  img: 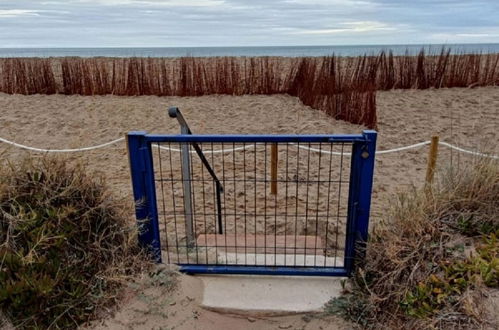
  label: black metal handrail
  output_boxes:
[168,107,224,234]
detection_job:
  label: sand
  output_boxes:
[1,87,498,217]
[1,87,498,328]
[84,265,352,330]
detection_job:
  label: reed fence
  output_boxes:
[1,49,498,129]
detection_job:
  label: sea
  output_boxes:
[0,44,499,58]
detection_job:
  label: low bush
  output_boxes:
[328,159,498,329]
[0,157,146,329]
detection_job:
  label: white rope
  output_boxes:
[291,141,431,156]
[377,141,431,154]
[0,135,497,159]
[438,142,499,160]
[0,136,125,153]
[292,143,343,156]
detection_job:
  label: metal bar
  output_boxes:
[216,182,223,234]
[264,143,268,265]
[127,131,162,263]
[145,134,366,143]
[253,144,258,265]
[189,142,200,264]
[334,143,346,267]
[324,143,335,267]
[168,142,181,263]
[303,143,311,265]
[180,125,195,248]
[243,142,248,265]
[200,153,209,264]
[294,143,300,267]
[284,143,289,266]
[178,264,349,276]
[232,142,238,263]
[344,130,377,275]
[156,142,170,264]
[314,142,323,267]
[271,143,278,195]
[156,178,347,184]
[210,142,219,264]
[354,130,377,259]
[221,143,228,265]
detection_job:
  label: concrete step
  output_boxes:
[199,274,345,314]
[218,252,343,267]
[197,233,324,254]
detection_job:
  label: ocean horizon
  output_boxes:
[1,43,499,58]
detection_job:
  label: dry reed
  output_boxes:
[1,49,498,128]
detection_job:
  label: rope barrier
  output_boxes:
[0,135,498,159]
[0,136,125,153]
[377,141,431,154]
[438,141,499,160]
[292,141,431,155]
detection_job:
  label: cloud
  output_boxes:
[456,33,497,38]
[0,0,498,47]
[0,9,41,17]
[71,0,224,6]
[293,21,396,35]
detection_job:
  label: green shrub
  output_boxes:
[401,233,498,320]
[329,160,499,329]
[0,157,145,329]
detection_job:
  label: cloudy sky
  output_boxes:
[1,0,498,47]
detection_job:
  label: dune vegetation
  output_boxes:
[0,157,147,329]
[328,159,499,329]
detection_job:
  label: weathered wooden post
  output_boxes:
[425,136,439,187]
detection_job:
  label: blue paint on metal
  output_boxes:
[144,134,366,143]
[127,131,162,263]
[178,264,349,277]
[128,129,377,276]
[344,130,377,275]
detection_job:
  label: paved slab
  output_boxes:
[199,273,345,314]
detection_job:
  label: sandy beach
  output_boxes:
[2,0,499,327]
[1,86,498,220]
[1,85,498,329]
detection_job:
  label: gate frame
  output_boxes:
[127,130,377,276]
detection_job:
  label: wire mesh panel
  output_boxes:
[128,132,376,276]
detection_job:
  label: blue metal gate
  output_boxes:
[128,108,376,276]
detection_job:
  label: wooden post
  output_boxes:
[271,143,278,195]
[425,136,439,187]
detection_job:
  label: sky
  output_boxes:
[1,0,499,47]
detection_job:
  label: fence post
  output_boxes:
[425,136,439,188]
[345,130,377,275]
[127,131,162,263]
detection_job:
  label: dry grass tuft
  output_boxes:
[0,157,148,329]
[329,159,499,329]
